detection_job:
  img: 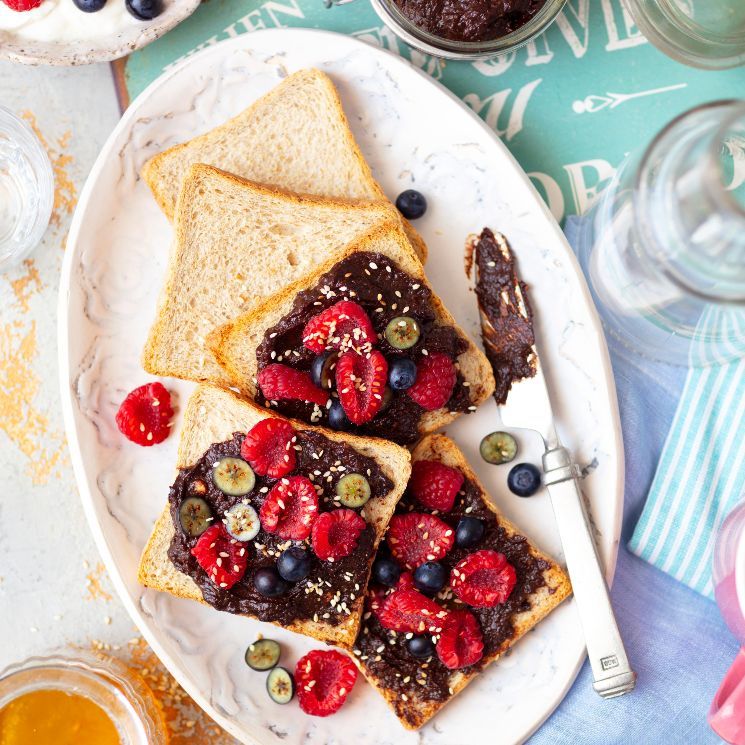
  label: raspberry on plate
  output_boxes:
[335,349,388,425]
[1,0,44,10]
[190,524,248,590]
[407,352,457,411]
[115,382,173,446]
[386,512,454,569]
[450,549,517,607]
[295,649,358,717]
[241,418,296,478]
[260,476,319,540]
[302,300,375,354]
[409,460,464,512]
[311,508,366,561]
[436,609,484,670]
[257,364,329,407]
[377,587,448,634]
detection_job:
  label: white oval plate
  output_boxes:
[0,0,198,65]
[59,29,623,745]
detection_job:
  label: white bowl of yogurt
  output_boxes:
[0,0,199,65]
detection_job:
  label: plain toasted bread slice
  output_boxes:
[141,68,427,261]
[142,164,407,387]
[353,434,572,729]
[138,385,411,649]
[208,222,495,439]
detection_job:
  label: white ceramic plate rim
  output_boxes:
[0,0,199,65]
[58,28,624,745]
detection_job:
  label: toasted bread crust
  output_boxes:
[208,221,495,439]
[352,434,572,729]
[137,386,411,649]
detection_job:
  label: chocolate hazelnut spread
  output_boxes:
[394,0,546,43]
[168,430,392,625]
[355,476,549,725]
[257,251,472,444]
[473,228,537,405]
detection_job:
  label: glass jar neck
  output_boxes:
[632,100,745,304]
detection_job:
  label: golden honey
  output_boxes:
[0,688,121,745]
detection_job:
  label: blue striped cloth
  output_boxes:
[628,307,745,598]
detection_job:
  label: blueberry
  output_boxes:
[454,516,485,549]
[407,635,435,659]
[253,566,290,597]
[72,0,107,11]
[395,190,427,220]
[372,557,400,587]
[125,0,163,20]
[413,561,446,594]
[327,399,351,431]
[277,547,312,583]
[388,357,417,391]
[310,352,338,390]
[507,463,542,497]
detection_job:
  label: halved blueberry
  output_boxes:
[266,667,294,704]
[388,357,417,391]
[385,316,420,350]
[413,561,446,594]
[396,189,427,220]
[507,463,542,497]
[277,547,312,583]
[245,638,281,671]
[371,557,400,587]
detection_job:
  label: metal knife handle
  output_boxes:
[543,446,637,699]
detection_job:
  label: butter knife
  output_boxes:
[476,231,636,699]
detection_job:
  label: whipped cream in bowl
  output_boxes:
[0,0,199,65]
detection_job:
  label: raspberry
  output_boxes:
[396,570,414,589]
[311,508,366,561]
[369,570,413,622]
[450,549,517,607]
[115,382,173,446]
[410,460,464,512]
[240,418,296,478]
[406,352,457,411]
[1,0,44,10]
[190,524,248,590]
[436,609,484,670]
[377,587,449,634]
[335,349,388,425]
[259,476,319,540]
[258,364,329,407]
[386,513,454,569]
[295,650,358,717]
[302,300,375,354]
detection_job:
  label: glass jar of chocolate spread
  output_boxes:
[369,0,566,59]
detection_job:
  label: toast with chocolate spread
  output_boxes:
[208,222,496,445]
[352,434,571,729]
[141,68,427,261]
[142,164,405,387]
[138,385,411,649]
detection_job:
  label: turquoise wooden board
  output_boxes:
[124,0,745,223]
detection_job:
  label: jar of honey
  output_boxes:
[0,653,169,745]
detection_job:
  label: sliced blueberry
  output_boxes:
[371,557,400,587]
[327,399,351,431]
[310,351,338,390]
[454,516,485,549]
[125,0,163,19]
[388,357,417,391]
[413,561,446,594]
[480,431,518,465]
[179,497,212,538]
[336,473,371,508]
[245,638,281,671]
[266,667,294,704]
[253,566,290,597]
[385,316,420,350]
[407,635,435,659]
[395,189,427,220]
[276,547,312,583]
[507,463,542,497]
[72,0,107,11]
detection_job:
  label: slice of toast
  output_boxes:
[352,434,572,729]
[138,385,411,649]
[208,222,496,442]
[142,164,406,387]
[141,68,427,262]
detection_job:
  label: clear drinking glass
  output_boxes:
[0,106,54,273]
[575,100,745,367]
[622,0,745,69]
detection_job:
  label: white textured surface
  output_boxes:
[60,30,624,745]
